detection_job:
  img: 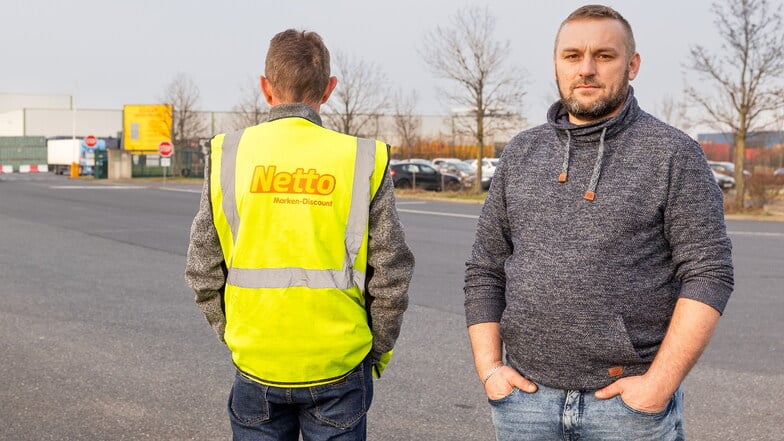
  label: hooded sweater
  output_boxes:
[464,88,733,390]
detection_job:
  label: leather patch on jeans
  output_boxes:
[608,366,624,377]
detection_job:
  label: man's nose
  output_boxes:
[578,57,597,77]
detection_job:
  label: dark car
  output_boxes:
[389,161,463,191]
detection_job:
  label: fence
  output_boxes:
[129,148,205,178]
[0,136,47,171]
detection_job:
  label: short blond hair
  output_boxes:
[555,5,636,57]
[265,29,331,103]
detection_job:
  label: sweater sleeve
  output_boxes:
[184,157,228,342]
[464,154,511,327]
[365,172,414,360]
[664,142,734,313]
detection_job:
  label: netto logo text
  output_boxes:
[250,165,336,195]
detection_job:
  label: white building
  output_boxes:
[0,93,525,151]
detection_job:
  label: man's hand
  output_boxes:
[484,366,537,400]
[595,298,721,413]
[594,375,672,413]
[468,322,537,399]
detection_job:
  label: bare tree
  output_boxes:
[232,76,269,130]
[162,72,207,147]
[420,5,527,192]
[324,51,389,137]
[685,0,784,209]
[775,111,784,169]
[653,94,692,133]
[392,89,422,160]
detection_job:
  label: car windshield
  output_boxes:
[406,164,436,174]
[452,162,472,172]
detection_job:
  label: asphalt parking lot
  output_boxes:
[1,174,782,440]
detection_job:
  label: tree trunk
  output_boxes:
[475,112,484,193]
[733,133,746,209]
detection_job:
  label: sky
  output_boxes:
[3,0,724,129]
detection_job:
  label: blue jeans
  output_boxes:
[228,359,373,441]
[489,382,684,441]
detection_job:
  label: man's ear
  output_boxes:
[320,76,338,104]
[628,52,641,81]
[260,76,275,105]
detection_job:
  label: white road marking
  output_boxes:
[50,185,147,189]
[397,208,479,219]
[397,209,784,237]
[157,186,202,193]
[40,185,784,238]
[729,231,784,238]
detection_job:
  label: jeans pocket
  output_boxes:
[229,372,271,425]
[309,361,372,429]
[488,387,520,406]
[615,395,673,419]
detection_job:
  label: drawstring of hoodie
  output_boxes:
[558,130,571,184]
[584,127,608,201]
[557,127,607,201]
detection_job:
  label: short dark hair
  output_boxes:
[265,29,331,103]
[555,5,636,57]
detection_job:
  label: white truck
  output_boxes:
[47,139,82,175]
[47,138,104,175]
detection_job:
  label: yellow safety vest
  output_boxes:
[210,116,388,387]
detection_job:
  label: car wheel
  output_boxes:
[396,179,411,189]
[445,180,462,192]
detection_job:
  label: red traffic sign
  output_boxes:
[158,141,173,157]
[84,135,97,148]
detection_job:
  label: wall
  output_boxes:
[108,149,132,180]
[0,110,24,136]
[24,108,122,138]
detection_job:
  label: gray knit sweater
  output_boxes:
[185,104,414,363]
[464,88,733,390]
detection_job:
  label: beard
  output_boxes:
[558,71,629,122]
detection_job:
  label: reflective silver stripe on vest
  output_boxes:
[228,267,355,290]
[220,129,244,259]
[219,134,376,291]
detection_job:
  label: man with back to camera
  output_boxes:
[185,29,414,441]
[464,5,733,440]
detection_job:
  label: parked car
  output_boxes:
[465,158,498,190]
[432,157,463,167]
[773,167,784,177]
[389,161,463,191]
[406,158,434,165]
[434,161,475,188]
[712,170,736,190]
[708,161,751,178]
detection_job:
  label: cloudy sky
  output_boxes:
[4,0,723,128]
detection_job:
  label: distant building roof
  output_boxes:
[698,131,784,149]
[0,93,72,113]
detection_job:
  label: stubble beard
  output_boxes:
[558,71,629,122]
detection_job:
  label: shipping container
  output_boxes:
[0,136,47,172]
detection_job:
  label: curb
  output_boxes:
[0,164,49,173]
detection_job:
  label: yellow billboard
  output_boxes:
[123,104,173,152]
